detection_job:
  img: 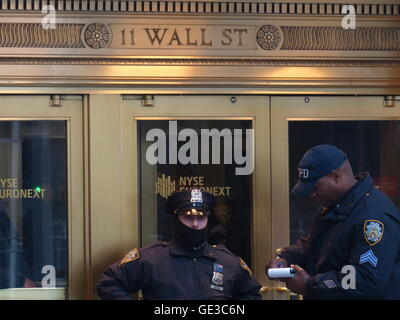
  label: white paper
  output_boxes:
[267,268,296,278]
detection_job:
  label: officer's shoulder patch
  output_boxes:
[363,219,384,246]
[119,248,140,267]
[239,258,253,278]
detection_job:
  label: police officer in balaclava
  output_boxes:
[167,188,215,257]
[97,189,261,300]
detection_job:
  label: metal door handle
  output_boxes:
[259,286,270,293]
[259,286,290,293]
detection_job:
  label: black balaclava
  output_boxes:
[172,216,208,253]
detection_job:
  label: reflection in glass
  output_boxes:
[289,121,400,244]
[0,121,68,289]
[138,120,253,266]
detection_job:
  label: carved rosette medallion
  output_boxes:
[257,25,283,50]
[83,23,112,49]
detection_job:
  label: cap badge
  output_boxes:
[298,168,310,179]
[190,189,203,203]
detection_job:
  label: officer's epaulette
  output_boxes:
[141,241,169,251]
[211,244,243,261]
[119,242,169,267]
[211,244,235,255]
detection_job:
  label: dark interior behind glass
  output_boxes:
[0,121,67,289]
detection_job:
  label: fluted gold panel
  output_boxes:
[0,23,84,48]
[281,27,400,51]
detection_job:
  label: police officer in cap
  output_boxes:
[97,189,261,300]
[267,144,400,299]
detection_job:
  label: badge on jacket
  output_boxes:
[363,220,384,246]
[211,263,224,291]
[119,248,140,267]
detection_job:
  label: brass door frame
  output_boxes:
[0,95,85,300]
[118,95,272,299]
[270,96,400,299]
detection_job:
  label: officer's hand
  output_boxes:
[265,257,289,281]
[284,264,309,296]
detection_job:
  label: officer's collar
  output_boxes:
[324,173,374,217]
[169,240,216,260]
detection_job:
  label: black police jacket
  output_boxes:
[279,174,400,299]
[97,241,261,300]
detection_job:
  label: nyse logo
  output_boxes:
[156,174,176,199]
[298,168,310,179]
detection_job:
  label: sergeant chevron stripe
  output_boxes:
[359,249,378,268]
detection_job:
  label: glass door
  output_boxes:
[122,95,272,299]
[0,95,84,299]
[271,96,400,299]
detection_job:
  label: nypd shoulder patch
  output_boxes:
[359,249,378,268]
[363,220,384,246]
[119,248,140,267]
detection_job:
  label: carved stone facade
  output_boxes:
[280,26,400,51]
[0,1,399,16]
[0,22,399,52]
[0,1,398,90]
[0,23,84,48]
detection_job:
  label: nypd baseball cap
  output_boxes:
[292,145,347,197]
[165,189,216,216]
